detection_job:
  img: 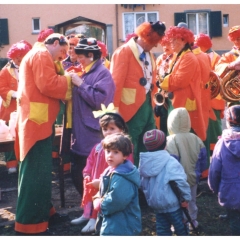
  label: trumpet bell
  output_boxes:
[154,92,165,106]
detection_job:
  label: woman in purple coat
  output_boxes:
[208,105,240,236]
[69,37,115,196]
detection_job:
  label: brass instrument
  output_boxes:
[220,68,240,102]
[153,90,166,106]
[209,71,221,99]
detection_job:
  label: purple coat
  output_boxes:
[208,128,240,210]
[71,59,115,157]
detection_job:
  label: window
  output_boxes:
[187,12,209,35]
[174,11,222,38]
[122,12,158,40]
[32,18,40,33]
[223,14,229,27]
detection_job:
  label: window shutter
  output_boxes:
[174,13,186,26]
[210,11,222,37]
[0,19,9,45]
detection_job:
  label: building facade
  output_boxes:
[0,4,239,59]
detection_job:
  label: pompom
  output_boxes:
[97,41,108,57]
[37,28,54,42]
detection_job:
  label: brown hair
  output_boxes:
[102,133,132,157]
[99,113,128,133]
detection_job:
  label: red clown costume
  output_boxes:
[0,40,32,173]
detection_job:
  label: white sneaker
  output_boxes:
[70,215,89,225]
[8,167,17,174]
[81,218,96,233]
[189,220,198,231]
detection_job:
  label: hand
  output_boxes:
[228,57,240,70]
[84,175,91,182]
[181,201,189,208]
[11,91,18,98]
[70,72,83,87]
[86,179,100,189]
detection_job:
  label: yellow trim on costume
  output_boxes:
[121,88,136,105]
[128,37,142,66]
[185,98,197,111]
[215,93,223,100]
[192,46,202,55]
[64,75,72,100]
[66,99,72,128]
[29,102,48,125]
[55,61,65,75]
[2,90,15,108]
[85,60,97,73]
[160,74,170,91]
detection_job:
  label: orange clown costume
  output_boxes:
[0,40,32,173]
[160,26,206,141]
[195,33,225,162]
[110,21,166,166]
[14,33,72,235]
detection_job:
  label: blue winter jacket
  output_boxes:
[208,128,240,210]
[99,160,142,236]
[139,150,191,213]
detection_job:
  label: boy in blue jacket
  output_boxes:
[139,129,191,236]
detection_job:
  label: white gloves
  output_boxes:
[11,91,18,98]
[70,73,83,87]
[228,56,240,70]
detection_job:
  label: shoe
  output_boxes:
[81,218,96,233]
[49,212,69,226]
[70,215,89,225]
[8,167,17,174]
[189,220,198,231]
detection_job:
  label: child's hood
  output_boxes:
[113,160,140,187]
[139,150,171,177]
[222,128,240,158]
[167,107,191,135]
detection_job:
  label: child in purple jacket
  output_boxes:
[208,105,240,236]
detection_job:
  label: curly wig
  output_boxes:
[135,21,166,45]
[7,40,32,59]
[195,33,212,50]
[37,28,54,42]
[97,41,108,57]
[160,35,170,46]
[165,26,194,45]
[125,33,138,43]
[228,26,240,42]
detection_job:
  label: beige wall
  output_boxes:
[0,4,116,57]
[0,4,239,58]
[117,4,240,55]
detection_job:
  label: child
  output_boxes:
[139,129,191,236]
[92,133,141,236]
[70,111,132,234]
[208,105,240,236]
[166,107,207,230]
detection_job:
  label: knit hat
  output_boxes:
[226,105,240,127]
[143,129,166,151]
[228,25,240,42]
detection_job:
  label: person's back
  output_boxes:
[166,107,207,230]
[208,105,240,236]
[139,129,191,236]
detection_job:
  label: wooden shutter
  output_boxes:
[174,13,186,26]
[0,19,9,45]
[209,11,222,37]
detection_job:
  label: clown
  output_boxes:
[110,21,166,167]
[160,26,206,141]
[0,40,32,174]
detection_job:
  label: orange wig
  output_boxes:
[195,33,212,50]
